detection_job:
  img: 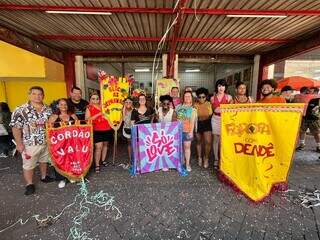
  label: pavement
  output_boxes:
[1,136,320,240]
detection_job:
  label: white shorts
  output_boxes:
[22,145,50,170]
[211,115,221,135]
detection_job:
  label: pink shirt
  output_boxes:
[172,97,181,108]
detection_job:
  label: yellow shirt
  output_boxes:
[194,101,212,121]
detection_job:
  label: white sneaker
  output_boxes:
[186,165,192,172]
[58,180,66,188]
[70,180,75,184]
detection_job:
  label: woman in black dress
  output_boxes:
[48,98,77,188]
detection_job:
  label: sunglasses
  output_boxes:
[124,101,132,104]
[198,95,206,99]
[162,102,170,105]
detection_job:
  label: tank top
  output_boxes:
[210,94,229,116]
[88,105,111,131]
[233,96,252,104]
[123,108,133,129]
[158,107,174,123]
[54,115,75,128]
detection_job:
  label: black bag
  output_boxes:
[124,128,131,135]
[306,98,320,120]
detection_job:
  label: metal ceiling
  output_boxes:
[0,0,320,55]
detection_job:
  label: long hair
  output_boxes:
[137,94,147,108]
[54,98,74,115]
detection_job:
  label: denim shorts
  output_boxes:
[182,132,193,142]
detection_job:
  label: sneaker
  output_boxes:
[186,165,192,172]
[213,161,219,169]
[296,144,305,151]
[162,168,169,172]
[316,147,320,153]
[41,176,55,183]
[0,153,8,158]
[70,179,76,184]
[24,184,35,195]
[58,180,66,189]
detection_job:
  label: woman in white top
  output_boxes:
[157,95,176,123]
[157,95,177,172]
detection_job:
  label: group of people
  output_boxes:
[121,78,285,173]
[282,86,320,152]
[3,86,114,194]
[1,77,317,196]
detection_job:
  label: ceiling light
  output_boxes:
[185,69,200,73]
[135,69,150,72]
[46,11,112,15]
[227,14,287,18]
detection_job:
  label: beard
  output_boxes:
[261,92,272,97]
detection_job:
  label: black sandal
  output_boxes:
[95,166,100,173]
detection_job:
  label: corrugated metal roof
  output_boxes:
[0,0,319,55]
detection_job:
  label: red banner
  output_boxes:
[47,124,93,180]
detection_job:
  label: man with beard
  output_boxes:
[257,79,286,103]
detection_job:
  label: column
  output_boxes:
[252,55,260,100]
[74,55,86,99]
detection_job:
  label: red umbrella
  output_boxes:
[276,76,320,91]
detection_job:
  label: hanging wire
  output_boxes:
[194,0,201,22]
[151,0,182,102]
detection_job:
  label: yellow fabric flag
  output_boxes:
[100,74,130,130]
[220,103,304,202]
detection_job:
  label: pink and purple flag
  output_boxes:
[130,121,186,176]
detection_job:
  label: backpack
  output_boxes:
[306,98,320,120]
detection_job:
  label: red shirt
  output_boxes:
[88,105,111,131]
[210,94,230,116]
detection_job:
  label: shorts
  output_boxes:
[197,118,212,133]
[301,118,320,134]
[93,130,113,143]
[182,132,193,142]
[211,114,221,135]
[22,145,50,170]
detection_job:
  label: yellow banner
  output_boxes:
[156,78,178,106]
[156,78,178,96]
[220,103,304,202]
[100,73,130,130]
